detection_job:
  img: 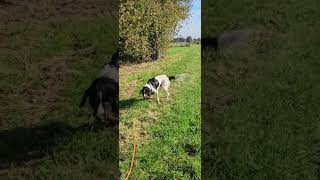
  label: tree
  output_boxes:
[173,37,186,42]
[186,36,193,43]
[120,0,191,63]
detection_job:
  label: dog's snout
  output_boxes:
[143,94,150,99]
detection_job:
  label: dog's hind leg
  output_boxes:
[156,91,160,104]
[163,82,170,100]
[94,91,105,121]
[102,102,112,121]
[155,85,161,104]
[165,90,170,100]
[163,86,170,100]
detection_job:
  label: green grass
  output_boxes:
[202,0,320,179]
[119,45,201,179]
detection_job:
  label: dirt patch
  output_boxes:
[0,0,116,127]
[213,95,236,107]
[26,56,69,115]
[0,63,18,75]
[203,94,237,110]
[207,95,237,108]
[214,64,227,80]
[183,144,198,157]
[147,110,158,117]
[0,0,116,32]
[120,61,160,74]
[120,80,139,98]
[0,55,71,127]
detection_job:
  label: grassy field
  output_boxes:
[0,2,119,179]
[202,0,320,179]
[119,45,201,179]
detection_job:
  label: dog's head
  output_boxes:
[140,87,154,99]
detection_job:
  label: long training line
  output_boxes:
[125,123,137,180]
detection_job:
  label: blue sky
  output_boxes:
[175,0,201,39]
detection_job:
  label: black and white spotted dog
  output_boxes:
[79,50,119,124]
[140,74,185,104]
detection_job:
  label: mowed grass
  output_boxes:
[1,16,119,179]
[202,0,320,179]
[119,45,201,179]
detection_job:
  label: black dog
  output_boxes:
[202,29,257,51]
[79,77,118,122]
[79,50,119,124]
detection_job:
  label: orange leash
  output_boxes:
[125,124,137,180]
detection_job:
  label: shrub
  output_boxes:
[120,0,191,63]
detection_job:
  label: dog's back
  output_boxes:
[154,75,170,84]
[97,64,119,82]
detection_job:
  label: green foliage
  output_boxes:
[186,36,193,43]
[120,0,191,63]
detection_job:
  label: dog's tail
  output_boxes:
[169,73,187,81]
[79,89,89,107]
[168,76,176,81]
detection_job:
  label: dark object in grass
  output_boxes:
[202,29,257,51]
[0,0,14,6]
[202,37,218,51]
[79,77,119,124]
[119,98,144,109]
[79,50,119,124]
[184,144,198,157]
[0,121,115,171]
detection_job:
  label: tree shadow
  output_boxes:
[0,120,118,170]
[119,98,144,109]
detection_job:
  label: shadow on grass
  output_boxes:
[119,98,144,109]
[0,120,118,170]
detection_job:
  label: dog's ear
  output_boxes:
[140,89,144,95]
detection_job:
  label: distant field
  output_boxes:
[202,0,320,179]
[119,45,201,179]
[170,42,200,47]
[170,42,190,47]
